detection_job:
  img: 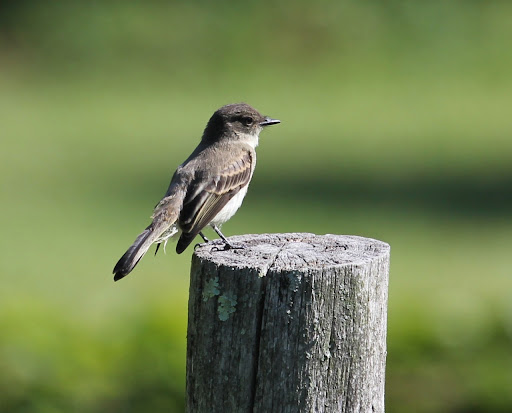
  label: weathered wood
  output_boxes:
[186,233,390,413]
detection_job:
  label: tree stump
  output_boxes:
[186,233,390,413]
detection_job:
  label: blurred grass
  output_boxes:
[1,1,512,412]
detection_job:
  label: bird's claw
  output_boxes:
[211,242,245,252]
[194,242,209,251]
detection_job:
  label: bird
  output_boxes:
[112,103,280,281]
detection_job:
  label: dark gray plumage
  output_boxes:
[113,103,280,281]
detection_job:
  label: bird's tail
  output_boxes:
[113,193,183,281]
[113,224,161,281]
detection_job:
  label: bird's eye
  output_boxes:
[241,116,254,126]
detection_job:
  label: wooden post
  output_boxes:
[186,233,390,413]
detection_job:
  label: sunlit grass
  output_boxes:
[2,70,512,411]
[1,1,512,410]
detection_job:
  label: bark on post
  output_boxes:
[186,233,390,413]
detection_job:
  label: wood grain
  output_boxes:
[186,233,390,413]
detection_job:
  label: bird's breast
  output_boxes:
[211,186,249,225]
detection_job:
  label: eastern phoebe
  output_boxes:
[113,103,280,281]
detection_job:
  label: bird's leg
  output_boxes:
[155,239,171,255]
[194,232,211,250]
[211,225,244,251]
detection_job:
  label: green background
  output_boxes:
[1,1,511,412]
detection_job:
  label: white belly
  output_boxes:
[211,186,249,226]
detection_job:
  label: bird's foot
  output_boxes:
[194,242,210,251]
[194,231,212,250]
[211,241,245,252]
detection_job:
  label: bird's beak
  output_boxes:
[260,117,281,127]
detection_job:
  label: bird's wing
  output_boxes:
[176,149,253,252]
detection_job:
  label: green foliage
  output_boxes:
[1,1,512,412]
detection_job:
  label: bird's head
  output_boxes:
[203,103,280,146]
